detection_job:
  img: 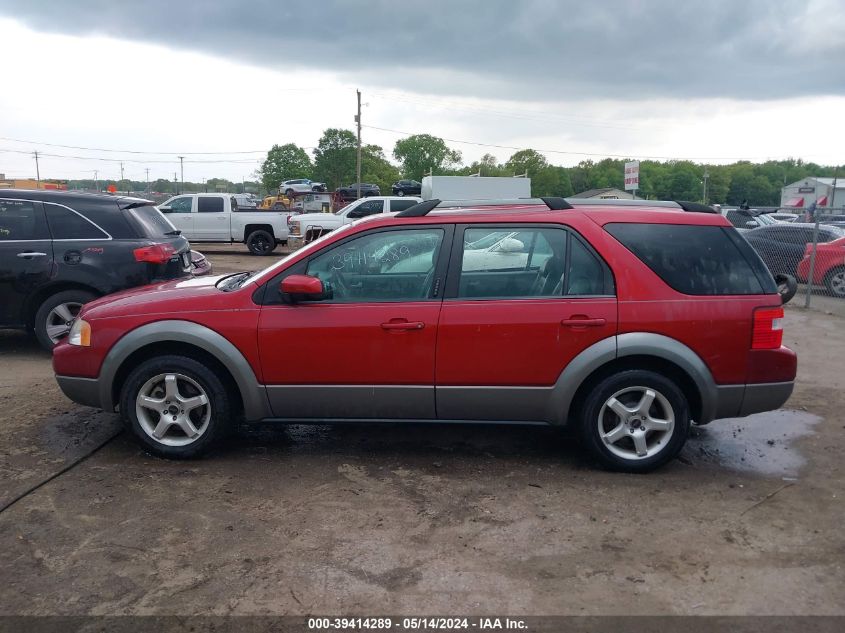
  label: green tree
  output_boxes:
[393,134,462,180]
[361,144,401,194]
[313,129,357,190]
[504,149,560,196]
[260,143,312,192]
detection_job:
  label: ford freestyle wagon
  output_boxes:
[53,197,796,472]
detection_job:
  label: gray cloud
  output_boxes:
[2,0,844,101]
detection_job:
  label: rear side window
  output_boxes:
[606,223,775,295]
[198,197,224,213]
[0,199,49,240]
[391,199,418,212]
[127,205,178,238]
[45,203,109,239]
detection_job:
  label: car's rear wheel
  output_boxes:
[120,355,233,459]
[246,229,276,255]
[824,266,845,298]
[34,289,97,350]
[285,188,294,197]
[578,370,689,473]
[396,190,405,196]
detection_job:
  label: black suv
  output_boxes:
[336,183,380,200]
[0,190,191,350]
[391,179,422,196]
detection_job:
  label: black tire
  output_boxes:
[120,355,233,459]
[577,369,690,473]
[246,229,276,255]
[396,190,405,196]
[775,273,798,304]
[34,289,97,351]
[284,188,294,197]
[823,266,845,298]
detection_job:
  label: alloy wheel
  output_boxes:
[135,373,211,447]
[45,301,84,344]
[597,386,675,461]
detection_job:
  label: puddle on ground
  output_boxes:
[682,409,821,477]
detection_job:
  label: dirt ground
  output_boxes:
[0,249,843,616]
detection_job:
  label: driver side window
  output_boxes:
[305,228,444,302]
[168,197,193,213]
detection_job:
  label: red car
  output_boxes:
[53,198,796,472]
[796,237,845,298]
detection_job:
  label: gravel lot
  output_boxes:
[0,246,843,616]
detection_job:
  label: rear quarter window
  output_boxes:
[127,205,178,238]
[606,223,776,295]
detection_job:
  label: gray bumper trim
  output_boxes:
[56,375,102,409]
[740,381,794,416]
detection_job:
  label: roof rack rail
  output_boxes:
[395,197,573,218]
[674,201,718,214]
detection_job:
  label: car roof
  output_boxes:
[0,188,153,207]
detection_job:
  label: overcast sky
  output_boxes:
[1,0,843,184]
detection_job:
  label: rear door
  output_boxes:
[193,196,229,240]
[258,225,451,420]
[0,198,53,326]
[435,224,617,422]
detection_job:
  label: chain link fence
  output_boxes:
[721,205,845,307]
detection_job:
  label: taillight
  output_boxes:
[134,243,177,264]
[752,306,784,350]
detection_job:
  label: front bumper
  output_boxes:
[56,375,103,409]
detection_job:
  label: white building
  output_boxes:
[781,177,843,209]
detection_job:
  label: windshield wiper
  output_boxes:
[219,271,254,291]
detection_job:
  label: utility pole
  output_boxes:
[355,90,362,200]
[93,170,98,192]
[174,172,178,195]
[145,168,150,193]
[178,156,185,195]
[33,151,41,189]
[702,169,710,205]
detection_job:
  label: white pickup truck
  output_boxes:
[159,193,291,255]
[287,196,421,246]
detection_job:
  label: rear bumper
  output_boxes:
[56,375,103,409]
[713,381,794,421]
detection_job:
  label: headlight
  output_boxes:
[68,319,91,347]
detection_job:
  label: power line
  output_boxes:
[362,124,786,162]
[0,147,259,164]
[0,136,267,155]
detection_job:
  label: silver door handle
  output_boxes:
[17,252,48,258]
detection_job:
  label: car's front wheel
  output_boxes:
[285,188,294,197]
[396,189,405,196]
[824,266,845,298]
[577,370,689,473]
[120,355,233,459]
[34,289,97,350]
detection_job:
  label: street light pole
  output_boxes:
[355,90,362,200]
[34,151,41,189]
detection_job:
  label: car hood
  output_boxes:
[81,274,241,319]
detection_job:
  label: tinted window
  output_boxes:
[350,200,384,217]
[606,223,769,295]
[306,229,444,302]
[567,236,610,296]
[197,197,224,213]
[391,199,418,212]
[128,205,178,238]
[167,197,193,213]
[458,227,567,298]
[45,203,109,239]
[0,199,49,240]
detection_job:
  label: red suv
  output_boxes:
[53,198,796,472]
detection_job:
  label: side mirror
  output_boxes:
[280,274,328,301]
[159,205,172,213]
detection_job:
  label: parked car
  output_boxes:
[796,236,845,298]
[336,183,380,200]
[771,212,799,223]
[53,197,795,473]
[232,193,257,209]
[190,250,213,276]
[159,193,291,255]
[392,180,422,197]
[743,223,844,277]
[0,190,191,350]
[280,179,327,196]
[287,196,421,245]
[721,207,779,232]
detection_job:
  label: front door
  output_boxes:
[435,225,618,422]
[258,225,450,419]
[160,196,194,237]
[0,199,53,326]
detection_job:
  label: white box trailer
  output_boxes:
[421,176,531,200]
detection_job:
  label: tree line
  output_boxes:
[260,129,838,207]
